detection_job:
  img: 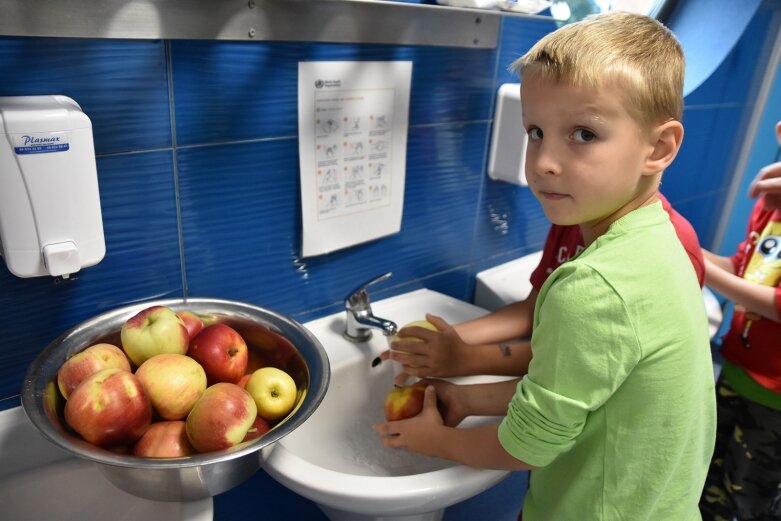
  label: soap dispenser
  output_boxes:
[0,95,105,279]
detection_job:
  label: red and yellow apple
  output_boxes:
[64,368,152,448]
[132,420,197,458]
[384,384,426,421]
[135,353,207,420]
[242,415,272,442]
[188,324,248,384]
[120,305,189,367]
[185,382,257,453]
[178,310,205,341]
[245,367,298,421]
[57,343,130,400]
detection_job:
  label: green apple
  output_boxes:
[390,319,438,344]
[245,367,297,421]
[120,305,189,367]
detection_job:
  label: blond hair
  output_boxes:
[512,11,684,126]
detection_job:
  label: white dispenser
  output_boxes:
[0,95,105,279]
[488,83,528,186]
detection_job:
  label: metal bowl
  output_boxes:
[21,298,330,502]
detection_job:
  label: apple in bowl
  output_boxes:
[133,420,197,458]
[135,353,207,420]
[56,343,131,400]
[188,324,248,384]
[120,305,189,367]
[185,382,257,453]
[64,368,152,448]
[245,367,298,421]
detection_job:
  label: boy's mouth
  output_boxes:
[539,191,568,200]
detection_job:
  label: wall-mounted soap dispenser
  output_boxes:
[0,95,105,279]
[488,83,528,186]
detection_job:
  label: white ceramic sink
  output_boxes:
[0,406,213,521]
[261,289,511,521]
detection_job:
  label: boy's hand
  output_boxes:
[419,378,468,427]
[380,314,468,385]
[748,161,781,211]
[373,385,445,454]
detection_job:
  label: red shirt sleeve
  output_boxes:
[529,225,584,291]
[659,194,705,287]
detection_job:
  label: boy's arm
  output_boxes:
[373,383,534,471]
[382,291,537,382]
[703,256,780,322]
[456,290,538,344]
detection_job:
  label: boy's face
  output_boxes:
[521,75,658,238]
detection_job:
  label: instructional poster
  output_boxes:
[298,61,412,257]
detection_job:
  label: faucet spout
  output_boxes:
[343,272,398,342]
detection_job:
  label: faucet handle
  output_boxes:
[344,272,393,310]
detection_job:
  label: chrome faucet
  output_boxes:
[343,272,399,342]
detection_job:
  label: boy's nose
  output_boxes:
[526,142,561,177]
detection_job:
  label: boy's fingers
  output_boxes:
[425,313,449,331]
[394,371,412,386]
[423,385,437,411]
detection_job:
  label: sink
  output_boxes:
[261,289,511,521]
[0,406,213,521]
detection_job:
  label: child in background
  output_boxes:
[373,11,715,520]
[699,121,781,521]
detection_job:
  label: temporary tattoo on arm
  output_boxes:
[498,342,512,357]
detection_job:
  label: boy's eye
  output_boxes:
[572,128,596,142]
[528,127,543,140]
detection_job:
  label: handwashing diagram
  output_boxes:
[298,60,411,257]
[313,88,395,216]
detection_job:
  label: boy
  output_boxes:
[699,121,781,520]
[382,191,704,384]
[373,11,716,520]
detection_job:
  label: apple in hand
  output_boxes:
[133,420,197,458]
[64,368,152,448]
[57,343,131,400]
[390,319,438,345]
[135,353,207,420]
[178,310,205,341]
[242,415,272,442]
[188,324,248,384]
[384,384,426,421]
[120,305,189,367]
[245,367,298,421]
[185,382,257,453]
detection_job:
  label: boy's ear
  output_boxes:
[644,120,684,175]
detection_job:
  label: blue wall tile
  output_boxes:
[0,38,171,154]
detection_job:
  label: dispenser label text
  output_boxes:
[12,132,69,154]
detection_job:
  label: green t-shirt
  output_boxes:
[498,202,716,521]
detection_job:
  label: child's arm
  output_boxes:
[748,161,781,211]
[381,294,537,383]
[703,255,780,322]
[702,248,735,274]
[373,384,534,471]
